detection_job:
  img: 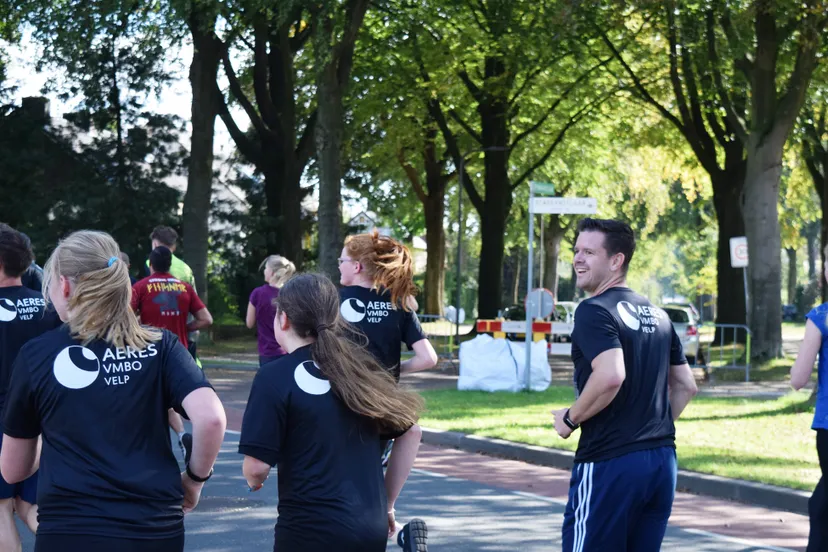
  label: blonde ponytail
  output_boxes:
[43,231,160,349]
[260,255,297,288]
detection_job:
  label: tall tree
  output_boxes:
[801,85,828,299]
[728,1,825,358]
[349,9,460,314]
[18,0,183,260]
[177,0,222,301]
[213,4,317,267]
[594,1,751,341]
[407,0,616,318]
[311,0,370,280]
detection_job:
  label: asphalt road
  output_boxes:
[17,432,796,552]
[13,369,805,552]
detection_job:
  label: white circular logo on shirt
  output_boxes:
[294,360,331,396]
[616,301,640,331]
[0,298,17,322]
[54,345,100,389]
[340,298,366,323]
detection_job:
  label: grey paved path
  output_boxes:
[16,431,800,551]
[13,369,808,551]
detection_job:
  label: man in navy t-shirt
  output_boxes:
[551,218,698,551]
[0,224,61,550]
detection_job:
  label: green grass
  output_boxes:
[199,337,258,357]
[697,320,806,382]
[708,356,796,382]
[213,314,245,326]
[418,387,819,491]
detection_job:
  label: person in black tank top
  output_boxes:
[239,273,423,551]
[0,230,226,552]
[338,232,437,549]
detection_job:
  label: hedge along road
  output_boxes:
[16,369,809,551]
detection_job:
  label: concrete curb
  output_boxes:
[421,427,810,515]
[202,361,258,371]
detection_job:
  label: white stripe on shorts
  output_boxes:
[573,462,593,552]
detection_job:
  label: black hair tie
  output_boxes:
[315,323,331,334]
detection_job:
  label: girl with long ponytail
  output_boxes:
[337,231,437,548]
[239,273,423,552]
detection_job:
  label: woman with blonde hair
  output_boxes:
[792,245,828,551]
[0,230,226,552]
[247,255,296,367]
[240,273,423,551]
[338,231,437,550]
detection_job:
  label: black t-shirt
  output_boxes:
[571,287,686,463]
[238,346,388,552]
[21,263,43,292]
[3,326,212,539]
[339,286,426,380]
[0,286,61,420]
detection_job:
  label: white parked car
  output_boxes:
[661,306,703,366]
[551,301,578,342]
[555,301,578,324]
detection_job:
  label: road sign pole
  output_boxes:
[525,183,534,391]
[539,216,544,289]
[743,267,749,328]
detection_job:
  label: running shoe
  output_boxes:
[181,432,193,465]
[397,519,428,552]
[381,439,394,467]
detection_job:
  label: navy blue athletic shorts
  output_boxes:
[562,446,677,552]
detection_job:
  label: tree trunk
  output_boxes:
[542,215,564,297]
[474,54,511,319]
[821,169,828,302]
[182,21,220,300]
[807,229,817,282]
[261,158,304,266]
[477,144,511,319]
[711,162,747,344]
[478,196,509,318]
[743,138,784,360]
[423,193,446,315]
[786,248,797,305]
[315,61,344,282]
[313,1,368,281]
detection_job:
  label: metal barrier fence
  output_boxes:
[418,314,460,358]
[701,323,752,382]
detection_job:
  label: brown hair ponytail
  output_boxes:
[344,231,418,310]
[275,273,423,433]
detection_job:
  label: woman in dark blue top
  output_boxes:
[0,230,227,552]
[239,273,423,552]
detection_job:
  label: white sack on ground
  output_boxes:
[458,335,551,392]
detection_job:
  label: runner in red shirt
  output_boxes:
[132,247,212,348]
[131,246,213,462]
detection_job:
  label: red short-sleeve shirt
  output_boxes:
[131,273,205,348]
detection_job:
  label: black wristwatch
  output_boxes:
[563,409,580,431]
[186,463,213,483]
